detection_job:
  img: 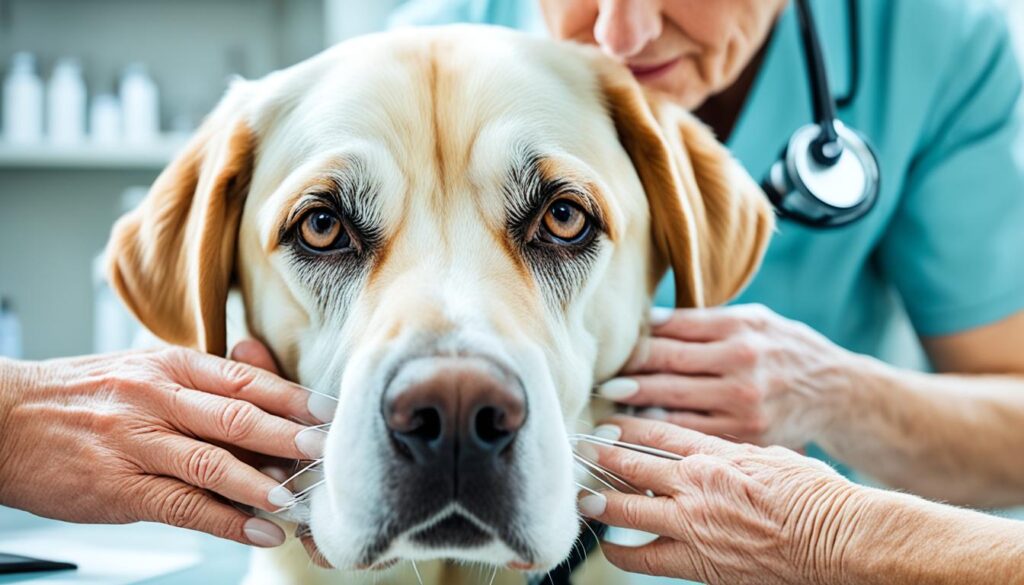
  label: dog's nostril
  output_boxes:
[409,407,443,442]
[473,406,510,445]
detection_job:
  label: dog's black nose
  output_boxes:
[383,357,527,465]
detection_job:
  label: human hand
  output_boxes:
[0,343,333,547]
[227,341,333,568]
[578,417,866,585]
[599,304,857,447]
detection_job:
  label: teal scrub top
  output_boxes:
[390,0,1024,359]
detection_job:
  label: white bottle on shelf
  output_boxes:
[0,297,23,359]
[90,93,121,144]
[120,63,159,145]
[47,57,87,145]
[2,52,44,145]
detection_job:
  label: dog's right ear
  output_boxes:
[595,60,774,308]
[106,86,256,356]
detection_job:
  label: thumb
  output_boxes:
[602,537,698,580]
[579,491,676,537]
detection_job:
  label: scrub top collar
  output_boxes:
[729,0,855,180]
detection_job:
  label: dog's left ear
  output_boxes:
[598,65,774,308]
[106,85,255,356]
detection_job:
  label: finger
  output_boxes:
[650,307,738,342]
[138,436,295,512]
[596,374,734,412]
[603,416,733,458]
[231,339,281,375]
[163,386,325,460]
[622,338,733,376]
[592,442,682,495]
[579,490,677,536]
[658,411,758,444]
[134,475,286,547]
[162,347,331,423]
[603,538,698,579]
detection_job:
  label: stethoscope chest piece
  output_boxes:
[764,121,879,228]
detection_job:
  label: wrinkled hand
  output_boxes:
[0,343,332,547]
[600,304,854,447]
[579,417,865,585]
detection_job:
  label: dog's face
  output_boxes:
[107,26,771,573]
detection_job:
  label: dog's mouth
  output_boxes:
[352,504,536,569]
[408,511,491,548]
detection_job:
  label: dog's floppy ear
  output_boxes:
[106,87,255,355]
[599,67,774,307]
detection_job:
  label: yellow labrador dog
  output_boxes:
[106,25,771,585]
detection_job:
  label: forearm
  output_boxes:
[838,486,1024,584]
[816,356,1024,507]
[0,357,32,491]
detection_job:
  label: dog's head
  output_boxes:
[106,26,771,572]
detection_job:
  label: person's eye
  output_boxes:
[297,208,352,252]
[538,199,591,244]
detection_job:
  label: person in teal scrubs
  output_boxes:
[389,0,1024,581]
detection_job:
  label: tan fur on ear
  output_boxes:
[106,95,255,356]
[599,65,774,307]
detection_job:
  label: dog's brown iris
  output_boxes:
[299,209,344,250]
[542,200,587,242]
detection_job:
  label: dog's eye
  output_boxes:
[540,199,590,243]
[298,209,350,252]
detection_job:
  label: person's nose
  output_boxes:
[594,0,663,60]
[383,357,527,466]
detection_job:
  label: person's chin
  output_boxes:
[642,75,709,110]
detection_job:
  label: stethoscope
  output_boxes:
[762,0,881,228]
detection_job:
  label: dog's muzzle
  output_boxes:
[374,355,532,556]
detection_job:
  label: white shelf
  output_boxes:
[0,137,187,170]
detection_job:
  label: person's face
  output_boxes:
[540,0,787,108]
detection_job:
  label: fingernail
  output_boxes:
[307,392,337,423]
[598,378,639,400]
[296,429,327,459]
[593,424,622,441]
[649,306,674,326]
[244,517,286,547]
[260,466,288,483]
[637,407,669,421]
[267,485,295,508]
[578,493,607,517]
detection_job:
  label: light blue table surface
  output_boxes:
[0,506,251,585]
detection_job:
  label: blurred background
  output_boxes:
[0,0,407,361]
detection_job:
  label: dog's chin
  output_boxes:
[306,492,581,573]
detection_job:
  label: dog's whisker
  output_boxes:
[573,456,634,493]
[487,566,498,585]
[572,444,650,495]
[278,458,325,487]
[411,560,423,585]
[580,520,604,560]
[303,386,339,402]
[293,479,326,498]
[569,433,685,461]
[574,481,602,496]
[573,459,622,493]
